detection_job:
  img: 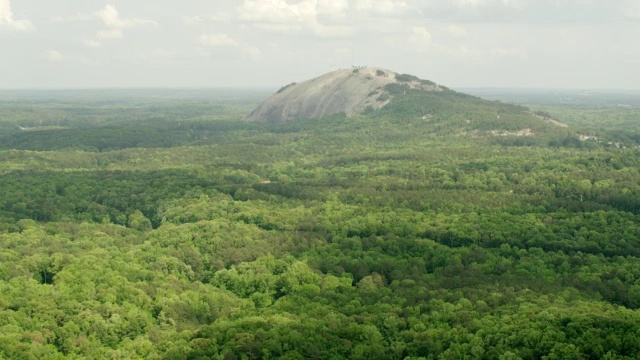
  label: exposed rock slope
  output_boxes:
[244,67,443,123]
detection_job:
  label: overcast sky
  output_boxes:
[1,0,639,89]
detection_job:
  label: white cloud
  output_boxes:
[83,39,102,48]
[52,13,96,23]
[454,0,521,8]
[426,0,639,24]
[308,21,353,37]
[237,0,353,38]
[400,24,485,59]
[44,50,63,62]
[182,13,232,25]
[317,0,349,18]
[97,4,156,30]
[355,0,408,15]
[254,23,303,34]
[241,45,262,60]
[93,4,156,41]
[0,0,34,31]
[238,0,313,23]
[408,26,432,51]
[199,33,261,60]
[56,4,155,42]
[447,24,467,37]
[182,15,202,25]
[199,33,240,47]
[97,28,123,40]
[412,26,431,41]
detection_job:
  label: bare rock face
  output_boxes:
[244,67,442,123]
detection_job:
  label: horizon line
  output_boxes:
[1,86,640,92]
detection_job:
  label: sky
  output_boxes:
[1,0,639,89]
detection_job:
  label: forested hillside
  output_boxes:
[0,90,639,359]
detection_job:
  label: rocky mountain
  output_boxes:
[244,67,444,123]
[244,67,578,146]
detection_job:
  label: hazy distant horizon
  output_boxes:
[1,86,639,93]
[2,87,640,110]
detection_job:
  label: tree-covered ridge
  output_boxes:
[464,88,640,147]
[0,82,595,152]
[0,91,639,359]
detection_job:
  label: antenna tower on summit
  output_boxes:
[350,46,354,67]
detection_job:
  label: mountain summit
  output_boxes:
[244,68,574,144]
[244,67,444,123]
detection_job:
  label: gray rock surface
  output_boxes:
[244,67,441,123]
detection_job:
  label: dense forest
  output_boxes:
[0,88,639,359]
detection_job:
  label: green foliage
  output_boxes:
[468,89,640,146]
[395,73,420,82]
[394,73,436,86]
[0,90,639,359]
[127,210,152,231]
